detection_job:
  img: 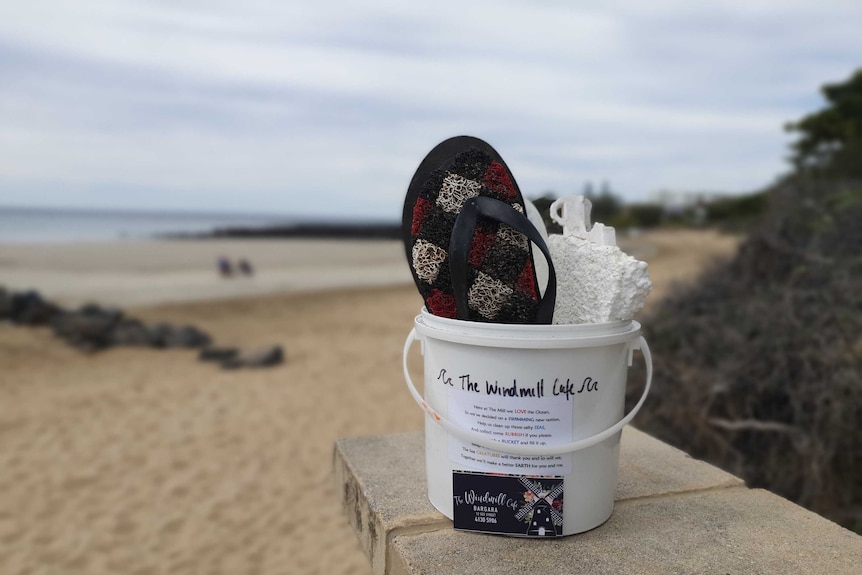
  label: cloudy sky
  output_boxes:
[0,1,859,220]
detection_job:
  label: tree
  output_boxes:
[786,69,862,176]
[585,180,623,223]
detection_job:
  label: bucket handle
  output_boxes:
[402,328,652,456]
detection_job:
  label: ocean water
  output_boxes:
[0,207,292,243]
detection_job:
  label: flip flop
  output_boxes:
[402,136,556,324]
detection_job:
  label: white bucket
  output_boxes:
[403,309,652,536]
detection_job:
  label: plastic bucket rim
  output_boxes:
[418,307,632,334]
[414,309,642,349]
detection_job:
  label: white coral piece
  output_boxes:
[548,196,651,324]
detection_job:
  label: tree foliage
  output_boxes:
[584,181,624,224]
[705,192,769,231]
[787,69,862,176]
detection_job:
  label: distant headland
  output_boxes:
[175,221,401,240]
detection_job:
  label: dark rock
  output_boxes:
[2,288,218,357]
[108,318,155,346]
[199,346,240,362]
[10,290,61,325]
[51,307,122,350]
[80,303,123,322]
[220,345,284,369]
[145,323,172,347]
[181,325,212,348]
[158,324,212,349]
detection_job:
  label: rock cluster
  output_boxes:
[0,286,283,369]
[1,289,61,326]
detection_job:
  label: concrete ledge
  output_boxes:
[335,428,861,575]
[334,432,450,575]
[615,426,743,500]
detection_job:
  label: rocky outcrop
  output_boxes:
[7,290,61,326]
[2,286,283,370]
[148,323,212,349]
[51,306,123,351]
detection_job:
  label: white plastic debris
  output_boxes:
[547,196,651,324]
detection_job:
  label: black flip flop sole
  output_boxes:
[401,136,552,323]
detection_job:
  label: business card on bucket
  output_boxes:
[452,471,564,537]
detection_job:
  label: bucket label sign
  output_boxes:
[453,472,564,537]
[443,371,578,474]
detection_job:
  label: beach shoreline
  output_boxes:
[0,238,413,309]
[0,229,738,310]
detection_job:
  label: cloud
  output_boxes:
[0,1,860,217]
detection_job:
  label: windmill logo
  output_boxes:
[515,476,564,537]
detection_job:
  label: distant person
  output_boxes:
[217,256,233,278]
[238,258,254,277]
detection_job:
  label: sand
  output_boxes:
[0,229,740,575]
[0,239,412,308]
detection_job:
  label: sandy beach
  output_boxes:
[0,230,739,574]
[0,239,412,308]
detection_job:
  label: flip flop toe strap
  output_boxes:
[449,196,557,324]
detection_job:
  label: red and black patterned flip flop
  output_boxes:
[401,136,556,324]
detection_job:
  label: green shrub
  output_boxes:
[629,176,862,532]
[706,192,769,231]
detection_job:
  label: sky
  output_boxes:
[0,1,860,220]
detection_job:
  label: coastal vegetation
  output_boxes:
[625,69,862,532]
